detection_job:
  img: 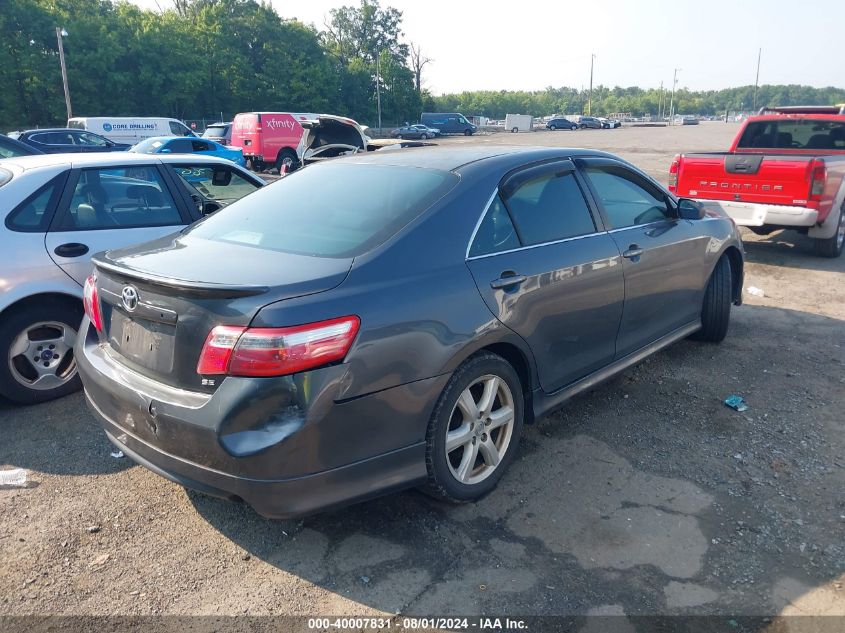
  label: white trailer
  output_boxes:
[505,114,533,133]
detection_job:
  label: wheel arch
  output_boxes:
[1,292,82,322]
[721,245,744,305]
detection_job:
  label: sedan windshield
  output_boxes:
[187,163,459,258]
[131,138,166,153]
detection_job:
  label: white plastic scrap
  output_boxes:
[0,468,28,488]
[746,286,765,297]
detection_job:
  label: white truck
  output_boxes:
[67,117,195,144]
[505,114,533,133]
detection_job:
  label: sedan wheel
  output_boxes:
[420,133,428,140]
[424,352,524,502]
[0,301,83,404]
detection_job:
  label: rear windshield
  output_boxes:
[187,163,459,258]
[737,119,845,150]
[202,125,228,138]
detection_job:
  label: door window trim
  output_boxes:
[575,156,679,230]
[465,159,606,260]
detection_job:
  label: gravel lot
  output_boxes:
[1,123,843,628]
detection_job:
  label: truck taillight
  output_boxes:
[668,155,680,192]
[809,159,826,200]
[82,274,103,332]
[197,316,360,377]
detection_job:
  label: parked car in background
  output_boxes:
[420,112,476,135]
[578,117,603,129]
[0,153,264,404]
[75,146,743,519]
[68,117,196,144]
[598,118,622,129]
[201,122,232,146]
[9,129,130,154]
[390,124,439,139]
[670,104,845,257]
[675,115,699,126]
[0,135,43,158]
[130,136,246,167]
[546,117,578,131]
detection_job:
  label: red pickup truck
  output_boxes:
[669,105,845,257]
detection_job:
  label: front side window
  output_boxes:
[57,166,181,230]
[187,163,458,258]
[582,165,670,229]
[503,170,596,246]
[169,121,190,136]
[166,139,193,153]
[169,165,259,206]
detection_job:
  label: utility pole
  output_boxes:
[658,81,664,120]
[588,53,595,116]
[752,48,762,111]
[669,67,681,125]
[376,49,382,131]
[56,27,72,120]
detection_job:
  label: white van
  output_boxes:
[67,117,196,144]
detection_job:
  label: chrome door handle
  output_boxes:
[622,246,644,259]
[490,274,527,289]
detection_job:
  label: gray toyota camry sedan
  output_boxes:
[76,146,744,518]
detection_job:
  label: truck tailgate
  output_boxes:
[676,153,815,206]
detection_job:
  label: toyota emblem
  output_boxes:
[121,285,139,312]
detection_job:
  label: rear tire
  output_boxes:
[0,300,83,404]
[275,149,299,174]
[423,353,524,503]
[692,256,732,343]
[813,208,845,258]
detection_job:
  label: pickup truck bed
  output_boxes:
[670,108,845,257]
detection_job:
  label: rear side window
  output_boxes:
[5,174,65,232]
[167,139,193,153]
[188,163,458,258]
[469,195,520,257]
[503,171,595,245]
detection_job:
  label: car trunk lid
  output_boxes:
[92,234,352,392]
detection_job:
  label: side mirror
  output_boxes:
[202,201,222,215]
[677,198,705,220]
[160,148,172,153]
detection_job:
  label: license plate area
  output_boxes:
[108,311,176,373]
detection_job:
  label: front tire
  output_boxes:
[424,353,524,503]
[692,256,732,343]
[549,124,557,130]
[464,129,473,136]
[813,208,845,258]
[0,300,83,404]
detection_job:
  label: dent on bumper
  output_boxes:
[76,328,446,517]
[699,200,818,227]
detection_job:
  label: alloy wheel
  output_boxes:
[8,321,78,391]
[445,374,515,485]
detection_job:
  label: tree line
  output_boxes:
[1,0,843,131]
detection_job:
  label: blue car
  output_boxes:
[130,136,246,167]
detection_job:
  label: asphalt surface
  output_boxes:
[1,123,843,629]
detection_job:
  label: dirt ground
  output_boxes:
[1,123,843,629]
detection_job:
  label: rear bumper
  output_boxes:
[697,199,818,227]
[76,319,441,518]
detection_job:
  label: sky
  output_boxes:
[128,0,845,95]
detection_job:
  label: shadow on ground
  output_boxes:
[185,304,844,622]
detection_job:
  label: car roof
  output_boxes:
[18,128,90,134]
[0,152,236,172]
[337,145,618,171]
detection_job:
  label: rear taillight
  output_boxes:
[809,159,826,200]
[668,155,680,192]
[82,274,103,332]
[197,316,360,377]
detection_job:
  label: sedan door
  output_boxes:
[44,164,192,286]
[577,157,710,357]
[466,160,624,393]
